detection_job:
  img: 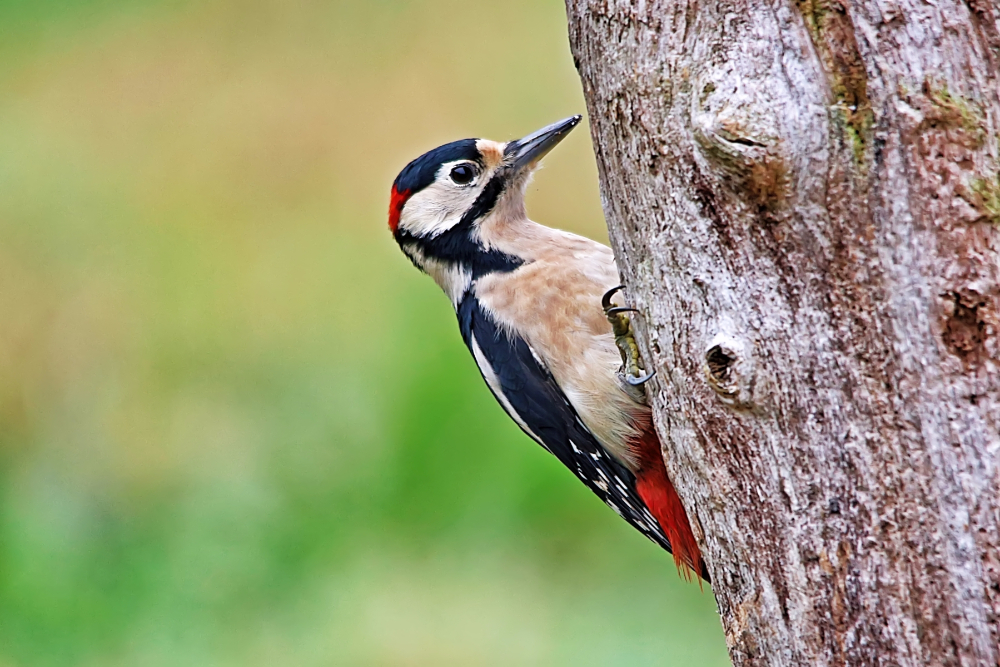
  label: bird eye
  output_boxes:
[449,164,477,185]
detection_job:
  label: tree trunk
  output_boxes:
[565,1,1000,665]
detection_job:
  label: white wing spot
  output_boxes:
[594,479,609,492]
[570,440,582,455]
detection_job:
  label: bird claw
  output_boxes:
[602,285,654,390]
[601,285,625,311]
[625,370,656,386]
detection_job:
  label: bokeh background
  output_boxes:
[0,1,728,664]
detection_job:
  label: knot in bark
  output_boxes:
[704,333,756,410]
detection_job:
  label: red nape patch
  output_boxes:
[388,185,410,234]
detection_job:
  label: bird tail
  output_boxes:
[633,427,709,583]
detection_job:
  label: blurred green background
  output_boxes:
[0,1,727,665]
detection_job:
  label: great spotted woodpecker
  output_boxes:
[388,116,708,581]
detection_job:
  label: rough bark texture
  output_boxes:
[565,1,1000,665]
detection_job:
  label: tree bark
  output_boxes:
[565,1,1000,665]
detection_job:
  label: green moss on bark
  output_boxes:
[794,0,873,169]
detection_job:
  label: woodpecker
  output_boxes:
[388,116,708,581]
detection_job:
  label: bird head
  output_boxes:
[388,116,581,283]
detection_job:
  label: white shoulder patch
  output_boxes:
[470,334,547,451]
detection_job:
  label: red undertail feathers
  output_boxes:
[632,425,709,583]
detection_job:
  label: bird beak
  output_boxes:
[505,115,582,173]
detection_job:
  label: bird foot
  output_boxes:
[602,286,655,388]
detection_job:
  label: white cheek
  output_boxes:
[398,181,481,237]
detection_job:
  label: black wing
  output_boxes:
[456,294,673,553]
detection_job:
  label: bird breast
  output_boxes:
[472,229,649,470]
